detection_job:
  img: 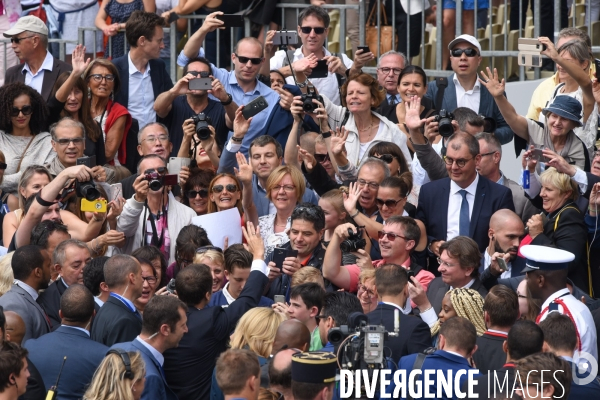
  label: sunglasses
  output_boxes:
[377,230,407,241]
[373,154,394,164]
[11,105,33,117]
[196,245,223,254]
[234,54,263,65]
[89,74,116,82]
[0,162,6,170]
[54,138,85,146]
[186,189,209,199]
[212,184,238,193]
[10,35,34,44]
[144,167,167,175]
[300,26,326,34]
[451,48,479,57]
[314,153,330,163]
[375,198,403,208]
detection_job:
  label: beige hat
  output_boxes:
[3,16,48,38]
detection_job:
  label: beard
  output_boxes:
[494,240,518,261]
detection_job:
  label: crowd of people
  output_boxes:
[1,3,600,400]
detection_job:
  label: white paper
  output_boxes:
[191,208,242,248]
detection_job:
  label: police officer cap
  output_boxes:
[520,245,575,273]
[291,351,337,384]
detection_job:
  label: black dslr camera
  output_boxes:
[340,228,366,253]
[144,171,164,191]
[300,85,324,113]
[191,112,212,140]
[75,156,100,201]
[434,109,455,138]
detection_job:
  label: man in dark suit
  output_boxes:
[163,222,271,400]
[415,132,515,261]
[112,296,188,400]
[374,51,407,109]
[480,209,527,278]
[366,265,431,362]
[24,284,108,400]
[91,255,144,346]
[37,239,91,331]
[3,16,72,103]
[111,11,173,132]
[0,245,52,342]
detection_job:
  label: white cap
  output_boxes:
[4,16,48,38]
[448,34,482,53]
[520,245,575,273]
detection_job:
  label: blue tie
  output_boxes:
[389,95,397,105]
[459,190,470,236]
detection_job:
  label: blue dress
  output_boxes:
[104,0,144,58]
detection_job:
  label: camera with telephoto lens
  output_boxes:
[340,228,366,252]
[75,180,100,201]
[144,171,164,191]
[191,112,212,141]
[434,109,455,138]
[300,85,324,113]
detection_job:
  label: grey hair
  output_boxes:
[27,30,48,49]
[558,27,591,48]
[557,39,592,66]
[50,117,86,140]
[448,132,481,158]
[17,165,52,210]
[453,107,484,132]
[137,122,170,144]
[475,132,502,156]
[52,239,89,266]
[359,157,391,178]
[377,50,408,68]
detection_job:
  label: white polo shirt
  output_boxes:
[23,51,54,96]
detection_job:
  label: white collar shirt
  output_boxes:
[447,173,479,240]
[23,51,54,95]
[135,336,164,366]
[14,280,38,301]
[453,73,481,113]
[127,52,156,130]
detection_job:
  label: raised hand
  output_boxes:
[297,146,316,171]
[323,55,346,75]
[241,221,265,260]
[71,44,91,75]
[275,86,294,111]
[330,126,348,155]
[200,12,226,33]
[404,96,426,131]
[292,53,318,74]
[264,30,276,58]
[234,152,253,185]
[479,67,506,98]
[343,181,362,214]
[232,105,252,139]
[178,165,190,187]
[209,77,229,102]
[538,36,559,60]
[290,96,305,122]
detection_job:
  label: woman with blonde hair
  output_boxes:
[83,351,145,400]
[357,269,378,314]
[431,288,486,345]
[193,246,226,293]
[206,173,243,215]
[0,253,14,296]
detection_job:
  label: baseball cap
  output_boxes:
[4,16,48,38]
[448,34,482,53]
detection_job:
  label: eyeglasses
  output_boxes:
[357,179,379,190]
[141,134,169,144]
[144,167,167,175]
[53,138,85,146]
[10,35,35,44]
[480,151,496,158]
[0,162,6,170]
[212,184,238,193]
[11,105,33,117]
[451,48,479,57]
[593,151,600,159]
[142,276,157,284]
[177,256,193,267]
[357,285,376,297]
[300,26,326,34]
[443,156,473,168]
[186,189,208,199]
[377,67,402,75]
[373,154,395,164]
[437,257,457,268]
[234,54,263,65]
[273,184,296,193]
[378,230,407,241]
[314,153,330,163]
[88,74,115,82]
[196,245,223,254]
[376,198,403,208]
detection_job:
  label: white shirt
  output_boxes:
[483,250,512,279]
[453,74,481,113]
[538,288,598,364]
[135,336,164,366]
[221,282,236,305]
[14,280,39,301]
[94,297,104,307]
[412,139,444,187]
[447,174,479,240]
[270,47,354,105]
[380,299,412,316]
[127,53,156,131]
[23,51,54,96]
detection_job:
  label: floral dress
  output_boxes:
[258,213,291,260]
[103,0,144,58]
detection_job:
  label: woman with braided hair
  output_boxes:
[431,288,486,346]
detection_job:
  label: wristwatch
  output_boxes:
[221,93,233,106]
[297,79,308,88]
[321,130,332,139]
[230,136,243,143]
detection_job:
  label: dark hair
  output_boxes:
[181,168,216,208]
[30,220,69,248]
[60,284,95,323]
[125,10,165,47]
[216,349,260,395]
[141,295,187,334]
[484,285,519,328]
[12,245,46,281]
[506,320,544,360]
[298,5,330,28]
[103,255,139,288]
[396,65,427,87]
[183,57,212,75]
[290,283,325,313]
[83,58,122,94]
[321,291,362,327]
[224,244,253,273]
[291,203,325,232]
[0,308,5,333]
[384,216,421,244]
[175,264,213,306]
[439,316,477,353]
[368,142,410,175]
[249,135,284,158]
[83,256,109,296]
[292,381,332,400]
[269,70,286,85]
[515,353,571,399]
[379,175,413,201]
[0,342,28,393]
[375,264,408,296]
[175,225,211,272]
[136,154,167,174]
[439,236,481,277]
[340,73,386,108]
[538,313,577,353]
[0,82,48,135]
[447,131,481,158]
[453,107,485,132]
[131,246,168,288]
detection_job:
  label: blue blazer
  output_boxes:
[208,290,273,308]
[111,339,177,400]
[24,326,108,400]
[416,176,515,254]
[424,76,514,145]
[478,253,526,278]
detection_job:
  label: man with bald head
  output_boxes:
[4,312,25,346]
[268,349,298,400]
[481,209,527,279]
[271,319,311,355]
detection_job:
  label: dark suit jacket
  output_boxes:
[111,55,173,109]
[90,296,142,347]
[416,176,515,254]
[366,303,431,362]
[424,77,514,145]
[4,55,72,103]
[479,253,526,278]
[426,276,488,314]
[36,278,67,332]
[469,365,518,399]
[163,270,269,400]
[0,284,51,342]
[472,332,508,373]
[24,326,108,400]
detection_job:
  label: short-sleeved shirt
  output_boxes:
[526,118,587,171]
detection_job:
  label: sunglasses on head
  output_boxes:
[300,26,326,34]
[451,48,479,57]
[235,54,263,65]
[11,105,33,117]
[196,245,223,254]
[375,198,403,208]
[212,184,238,193]
[373,154,394,164]
[186,189,209,199]
[314,153,330,163]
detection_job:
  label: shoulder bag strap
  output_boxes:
[407,353,428,400]
[15,136,35,173]
[435,77,449,112]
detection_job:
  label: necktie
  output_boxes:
[459,190,470,236]
[389,95,397,105]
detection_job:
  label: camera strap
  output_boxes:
[434,77,448,111]
[143,199,166,248]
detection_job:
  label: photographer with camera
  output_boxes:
[116,154,196,264]
[177,115,222,172]
[154,57,232,153]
